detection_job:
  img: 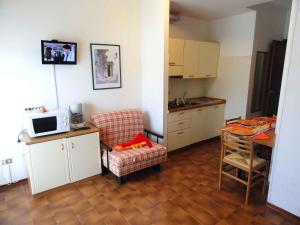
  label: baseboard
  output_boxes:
[266,202,300,223]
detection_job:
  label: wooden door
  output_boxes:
[199,42,220,78]
[263,40,287,116]
[29,139,69,194]
[183,40,200,78]
[68,133,101,182]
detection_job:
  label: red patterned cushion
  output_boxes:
[103,142,167,167]
[91,109,144,147]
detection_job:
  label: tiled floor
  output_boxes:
[0,139,298,225]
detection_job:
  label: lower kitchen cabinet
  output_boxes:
[168,128,192,151]
[191,107,205,143]
[167,104,225,151]
[205,104,225,139]
[24,131,101,194]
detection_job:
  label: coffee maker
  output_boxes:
[69,103,86,129]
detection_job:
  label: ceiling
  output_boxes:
[170,0,290,21]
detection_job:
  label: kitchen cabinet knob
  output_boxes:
[71,142,75,149]
[61,144,64,151]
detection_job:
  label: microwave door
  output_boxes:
[32,116,57,134]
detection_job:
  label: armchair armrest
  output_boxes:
[100,140,113,152]
[144,128,164,144]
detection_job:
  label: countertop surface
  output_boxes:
[168,96,226,113]
[22,124,99,145]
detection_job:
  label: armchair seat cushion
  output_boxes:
[102,142,167,176]
[103,142,167,167]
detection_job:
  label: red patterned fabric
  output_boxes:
[91,109,167,177]
[102,142,167,176]
[91,109,144,147]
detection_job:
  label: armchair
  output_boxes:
[91,109,167,184]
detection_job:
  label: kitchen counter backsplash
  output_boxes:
[168,96,226,113]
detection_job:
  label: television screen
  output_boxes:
[41,40,77,64]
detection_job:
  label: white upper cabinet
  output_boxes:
[198,42,220,78]
[183,40,200,79]
[169,38,184,76]
[169,38,220,78]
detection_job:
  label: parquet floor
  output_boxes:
[0,139,298,225]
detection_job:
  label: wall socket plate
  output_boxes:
[2,158,13,165]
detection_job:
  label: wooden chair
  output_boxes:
[218,131,268,204]
[225,116,242,126]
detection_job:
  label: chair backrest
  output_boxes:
[225,116,242,126]
[91,109,144,147]
[221,131,252,157]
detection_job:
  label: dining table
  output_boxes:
[252,129,276,148]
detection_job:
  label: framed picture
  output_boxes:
[90,43,121,90]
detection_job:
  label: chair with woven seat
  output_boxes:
[218,131,268,204]
[225,116,242,126]
[91,109,167,185]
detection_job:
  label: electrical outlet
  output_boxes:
[2,158,12,165]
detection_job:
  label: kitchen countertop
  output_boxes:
[22,124,99,145]
[168,96,226,113]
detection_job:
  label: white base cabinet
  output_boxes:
[25,132,101,194]
[167,104,225,151]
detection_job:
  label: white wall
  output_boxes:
[205,12,257,119]
[169,78,205,100]
[268,0,300,217]
[141,0,169,135]
[247,3,291,117]
[170,16,210,41]
[0,0,143,184]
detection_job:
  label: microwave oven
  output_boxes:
[25,110,70,137]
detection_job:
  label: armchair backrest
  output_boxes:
[91,109,144,147]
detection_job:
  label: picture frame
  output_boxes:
[90,43,121,90]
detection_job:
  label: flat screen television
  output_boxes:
[41,40,77,64]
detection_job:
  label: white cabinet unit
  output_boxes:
[198,42,220,78]
[169,38,220,78]
[167,104,225,151]
[205,104,225,139]
[190,107,205,143]
[169,38,184,76]
[24,129,101,194]
[27,139,70,193]
[183,40,200,78]
[68,133,101,182]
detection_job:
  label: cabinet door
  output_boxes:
[191,108,205,143]
[183,40,200,78]
[68,133,101,182]
[29,139,69,194]
[205,104,225,139]
[199,42,220,78]
[167,128,191,152]
[169,38,184,66]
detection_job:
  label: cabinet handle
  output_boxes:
[206,74,212,77]
[177,131,184,135]
[61,144,64,151]
[214,106,219,109]
[71,142,75,149]
[179,112,185,115]
[178,122,184,125]
[169,62,175,66]
[198,109,203,111]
